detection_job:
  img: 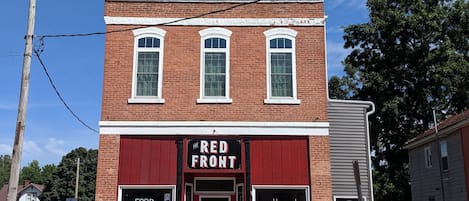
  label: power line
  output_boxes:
[37,0,261,38]
[33,48,99,134]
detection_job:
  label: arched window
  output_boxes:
[264,28,300,104]
[198,28,232,103]
[129,27,166,103]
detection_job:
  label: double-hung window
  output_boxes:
[197,28,232,103]
[129,27,166,103]
[264,28,300,104]
[440,141,448,171]
[424,146,432,168]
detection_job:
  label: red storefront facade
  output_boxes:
[114,136,312,201]
[95,0,331,201]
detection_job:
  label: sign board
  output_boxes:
[187,139,241,169]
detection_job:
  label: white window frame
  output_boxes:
[333,195,368,201]
[424,146,432,168]
[263,28,300,105]
[236,183,243,201]
[194,177,235,194]
[117,185,176,201]
[185,183,194,201]
[251,185,310,201]
[197,27,232,104]
[129,27,166,104]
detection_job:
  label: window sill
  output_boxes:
[128,97,165,104]
[264,98,301,105]
[197,98,233,104]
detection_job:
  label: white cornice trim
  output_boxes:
[104,16,325,27]
[99,121,329,136]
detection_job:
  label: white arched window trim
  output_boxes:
[197,27,233,104]
[128,27,166,104]
[263,28,300,105]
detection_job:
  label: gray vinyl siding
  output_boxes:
[328,101,372,200]
[409,130,467,201]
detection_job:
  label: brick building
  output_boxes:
[95,1,371,201]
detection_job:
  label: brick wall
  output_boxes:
[98,1,330,201]
[310,136,332,201]
[104,2,324,18]
[102,24,327,122]
[95,135,120,201]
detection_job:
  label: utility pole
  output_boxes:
[75,157,80,200]
[7,0,36,201]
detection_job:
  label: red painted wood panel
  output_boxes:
[119,137,177,185]
[250,137,309,185]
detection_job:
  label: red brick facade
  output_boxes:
[96,0,331,200]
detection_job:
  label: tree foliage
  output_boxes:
[329,0,469,200]
[0,155,12,185]
[41,147,98,201]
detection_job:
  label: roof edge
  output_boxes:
[404,118,469,150]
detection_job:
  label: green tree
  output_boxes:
[19,160,43,184]
[0,155,12,185]
[332,0,469,200]
[41,147,98,201]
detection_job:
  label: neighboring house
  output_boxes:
[0,181,44,201]
[405,110,469,201]
[328,100,374,201]
[95,1,374,201]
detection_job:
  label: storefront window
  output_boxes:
[253,186,308,201]
[119,186,175,201]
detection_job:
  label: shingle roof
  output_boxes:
[406,110,469,146]
[0,183,45,201]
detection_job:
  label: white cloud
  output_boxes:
[23,140,44,154]
[45,138,67,156]
[0,144,12,155]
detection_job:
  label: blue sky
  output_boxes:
[0,0,368,167]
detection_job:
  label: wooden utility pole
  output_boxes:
[75,157,80,200]
[7,0,36,200]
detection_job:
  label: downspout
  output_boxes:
[324,12,376,201]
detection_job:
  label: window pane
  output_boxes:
[255,189,306,201]
[138,38,146,47]
[278,38,285,48]
[122,189,172,201]
[205,53,226,73]
[270,39,277,48]
[220,39,226,48]
[196,180,234,192]
[285,39,292,48]
[137,52,159,96]
[145,37,153,47]
[270,38,292,49]
[138,37,160,48]
[205,39,211,48]
[271,53,293,97]
[204,52,226,96]
[213,38,219,48]
[440,142,448,157]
